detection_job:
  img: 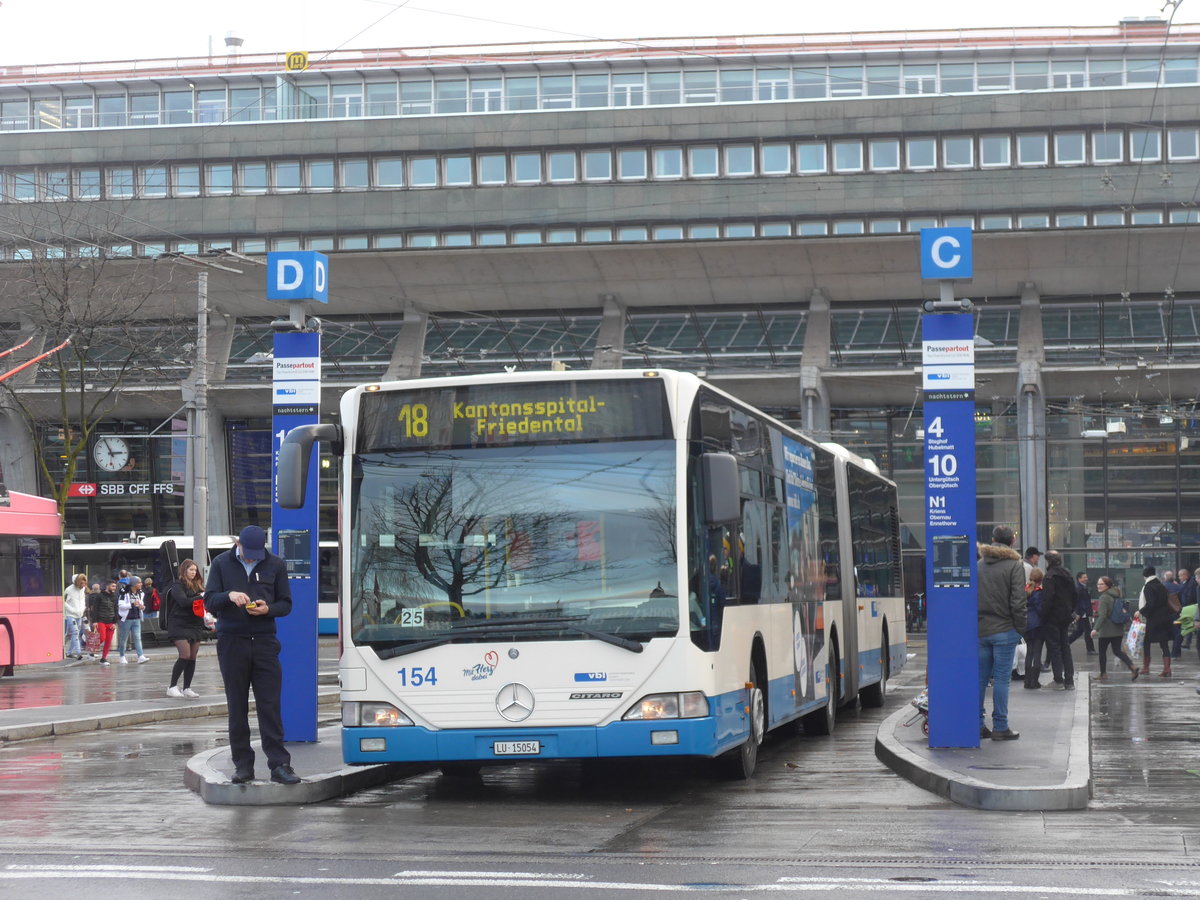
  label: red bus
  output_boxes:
[0,487,63,670]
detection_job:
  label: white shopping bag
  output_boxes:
[1125,620,1145,658]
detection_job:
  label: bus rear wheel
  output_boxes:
[717,661,765,780]
[860,633,889,709]
[803,646,838,736]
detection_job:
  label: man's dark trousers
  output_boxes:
[216,633,290,771]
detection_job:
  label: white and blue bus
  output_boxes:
[279,369,904,778]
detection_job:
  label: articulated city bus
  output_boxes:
[0,487,63,669]
[279,369,905,778]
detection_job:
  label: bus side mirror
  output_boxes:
[701,452,740,525]
[277,424,342,509]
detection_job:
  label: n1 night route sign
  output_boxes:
[922,312,979,748]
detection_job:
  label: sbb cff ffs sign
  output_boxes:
[267,251,329,303]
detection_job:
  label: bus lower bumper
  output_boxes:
[342,718,724,764]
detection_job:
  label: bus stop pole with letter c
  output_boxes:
[919,228,979,749]
[268,251,328,743]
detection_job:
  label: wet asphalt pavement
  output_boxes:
[1,636,1200,897]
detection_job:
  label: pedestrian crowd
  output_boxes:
[979,525,1199,741]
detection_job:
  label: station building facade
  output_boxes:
[2,19,1200,592]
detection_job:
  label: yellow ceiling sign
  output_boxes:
[285,52,309,72]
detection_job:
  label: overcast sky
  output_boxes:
[0,0,1187,67]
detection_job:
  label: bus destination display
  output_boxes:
[359,379,671,451]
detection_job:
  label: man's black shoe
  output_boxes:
[231,767,254,784]
[271,764,301,785]
[980,725,991,739]
[990,729,1020,741]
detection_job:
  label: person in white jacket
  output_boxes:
[62,573,88,660]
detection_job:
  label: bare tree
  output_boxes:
[0,200,184,514]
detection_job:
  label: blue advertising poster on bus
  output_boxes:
[783,436,826,707]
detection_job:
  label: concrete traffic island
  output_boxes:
[875,677,1091,811]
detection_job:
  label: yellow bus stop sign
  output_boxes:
[285,51,309,72]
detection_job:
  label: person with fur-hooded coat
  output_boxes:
[977,526,1028,741]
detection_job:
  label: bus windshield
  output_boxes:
[350,440,678,652]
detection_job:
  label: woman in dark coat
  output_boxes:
[1138,565,1174,678]
[164,558,209,698]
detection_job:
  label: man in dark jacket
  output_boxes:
[978,525,1027,741]
[1040,551,1077,689]
[86,580,120,666]
[1067,571,1096,655]
[204,525,301,785]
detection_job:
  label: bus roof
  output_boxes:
[0,489,60,536]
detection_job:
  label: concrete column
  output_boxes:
[800,289,831,440]
[384,308,429,381]
[1016,282,1048,553]
[0,320,47,492]
[591,296,625,370]
[181,314,235,538]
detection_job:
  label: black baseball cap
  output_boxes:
[239,525,268,561]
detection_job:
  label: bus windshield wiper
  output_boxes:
[375,637,451,660]
[450,616,644,653]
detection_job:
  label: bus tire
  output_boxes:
[860,629,889,709]
[716,660,765,780]
[802,645,838,736]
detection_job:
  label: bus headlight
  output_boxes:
[622,691,707,720]
[341,701,413,727]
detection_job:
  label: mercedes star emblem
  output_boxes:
[495,682,535,722]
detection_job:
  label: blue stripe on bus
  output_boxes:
[318,619,337,635]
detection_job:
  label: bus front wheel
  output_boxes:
[716,661,765,780]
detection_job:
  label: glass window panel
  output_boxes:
[540,75,573,109]
[760,222,792,236]
[688,224,720,239]
[1094,211,1124,226]
[1168,128,1199,160]
[1093,132,1123,163]
[97,95,126,127]
[1170,209,1200,224]
[477,231,507,246]
[443,156,472,185]
[547,228,577,243]
[618,226,648,241]
[829,66,863,97]
[725,223,755,238]
[869,219,902,233]
[903,64,938,95]
[1126,58,1160,84]
[720,69,753,102]
[1015,61,1049,90]
[376,236,403,249]
[689,146,718,177]
[1090,59,1124,87]
[943,136,973,168]
[272,161,300,191]
[906,217,938,232]
[69,168,99,201]
[1018,213,1050,229]
[205,164,234,195]
[653,147,683,178]
[547,151,576,181]
[163,90,192,124]
[906,138,935,169]
[576,74,609,108]
[469,78,502,112]
[977,62,1012,91]
[1056,213,1088,227]
[365,82,397,116]
[513,152,542,182]
[408,234,437,248]
[238,164,267,194]
[755,69,789,101]
[866,65,900,96]
[1130,210,1163,225]
[1055,132,1085,164]
[940,63,974,93]
[1016,134,1048,166]
[140,166,167,198]
[1164,58,1199,84]
[798,221,827,235]
[0,99,28,130]
[980,135,1010,167]
[980,215,1012,230]
[306,237,334,251]
[129,93,159,125]
[505,77,538,111]
[761,143,790,174]
[40,169,68,200]
[376,158,404,187]
[785,67,825,100]
[653,225,683,240]
[229,87,261,122]
[442,233,471,247]
[435,80,467,114]
[618,149,647,179]
[341,159,369,188]
[410,157,438,186]
[724,144,754,175]
[647,72,680,105]
[944,216,974,228]
[340,236,369,250]
[583,150,611,180]
[172,165,201,197]
[582,227,613,242]
[797,142,826,173]
[1129,129,1161,162]
[1051,60,1086,88]
[832,141,863,172]
[478,154,506,184]
[107,167,135,198]
[400,81,433,115]
[513,230,543,244]
[832,220,864,235]
[683,70,717,103]
[869,139,900,170]
[307,159,334,189]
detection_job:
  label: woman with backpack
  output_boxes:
[1091,574,1139,682]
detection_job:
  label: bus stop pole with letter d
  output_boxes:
[267,251,328,743]
[919,229,979,749]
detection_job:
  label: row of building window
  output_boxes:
[3,208,1197,261]
[2,126,1197,203]
[1,54,1196,131]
